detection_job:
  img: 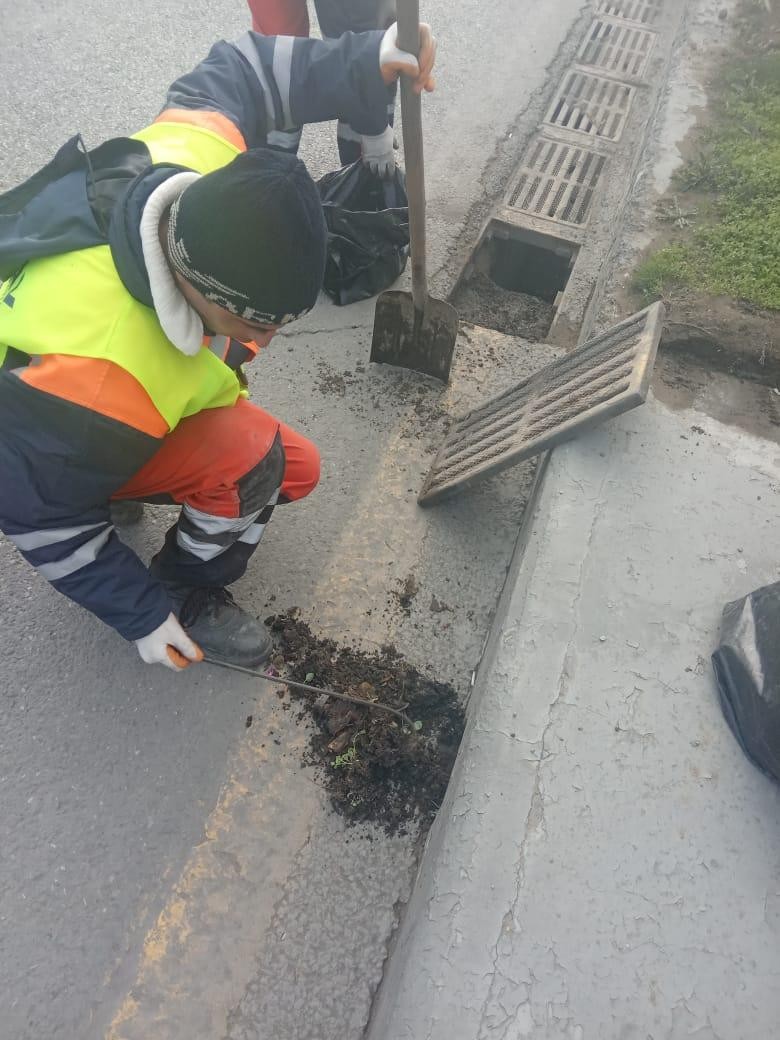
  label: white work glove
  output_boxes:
[362,125,396,177]
[135,612,203,672]
[378,21,437,93]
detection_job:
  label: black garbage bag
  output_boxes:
[317,160,409,306]
[712,580,780,781]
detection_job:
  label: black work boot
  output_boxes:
[163,584,273,668]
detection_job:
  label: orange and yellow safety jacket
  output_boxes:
[0,29,391,639]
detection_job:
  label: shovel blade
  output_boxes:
[370,290,459,382]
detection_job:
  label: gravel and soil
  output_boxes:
[266,611,465,835]
[451,269,555,340]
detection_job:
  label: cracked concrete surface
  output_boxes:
[366,3,780,1031]
[367,395,780,1040]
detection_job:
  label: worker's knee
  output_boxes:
[238,430,286,514]
[299,440,321,497]
[230,402,320,505]
[280,433,320,502]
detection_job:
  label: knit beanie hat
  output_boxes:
[166,148,327,326]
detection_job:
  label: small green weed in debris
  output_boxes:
[333,746,359,769]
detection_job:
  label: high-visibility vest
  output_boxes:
[0,120,244,432]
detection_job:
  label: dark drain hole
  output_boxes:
[451,224,577,341]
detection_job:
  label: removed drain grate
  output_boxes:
[597,0,664,26]
[546,69,635,141]
[578,18,656,78]
[506,138,606,227]
[418,302,665,506]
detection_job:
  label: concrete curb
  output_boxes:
[363,443,557,1040]
[365,2,707,1035]
[367,392,780,1038]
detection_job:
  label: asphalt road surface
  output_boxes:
[0,1,588,1036]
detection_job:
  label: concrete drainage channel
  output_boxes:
[417,0,688,507]
[365,1,693,1035]
[452,0,683,351]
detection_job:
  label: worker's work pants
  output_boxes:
[246,0,396,163]
[113,399,319,589]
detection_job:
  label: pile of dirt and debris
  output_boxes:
[452,270,555,340]
[266,611,465,835]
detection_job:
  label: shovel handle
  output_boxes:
[397,0,428,314]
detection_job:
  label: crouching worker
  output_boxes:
[0,24,436,671]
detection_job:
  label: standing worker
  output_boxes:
[0,23,436,672]
[247,0,398,172]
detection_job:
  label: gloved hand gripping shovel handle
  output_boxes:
[369,0,459,381]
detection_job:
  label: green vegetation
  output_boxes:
[333,745,359,769]
[635,11,780,311]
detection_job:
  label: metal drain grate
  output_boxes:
[578,18,656,78]
[596,0,663,26]
[506,138,606,227]
[418,302,665,506]
[546,69,635,141]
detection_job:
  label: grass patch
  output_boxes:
[634,3,780,310]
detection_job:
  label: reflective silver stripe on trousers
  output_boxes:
[176,505,261,562]
[272,35,295,130]
[238,490,279,546]
[234,33,278,130]
[37,526,114,581]
[176,492,279,560]
[266,128,302,151]
[9,521,107,552]
[337,109,394,143]
[179,504,260,536]
[236,520,270,547]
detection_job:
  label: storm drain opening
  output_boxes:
[505,137,607,229]
[596,0,664,26]
[578,18,656,79]
[546,69,636,142]
[451,222,578,340]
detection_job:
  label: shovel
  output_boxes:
[370,0,459,382]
